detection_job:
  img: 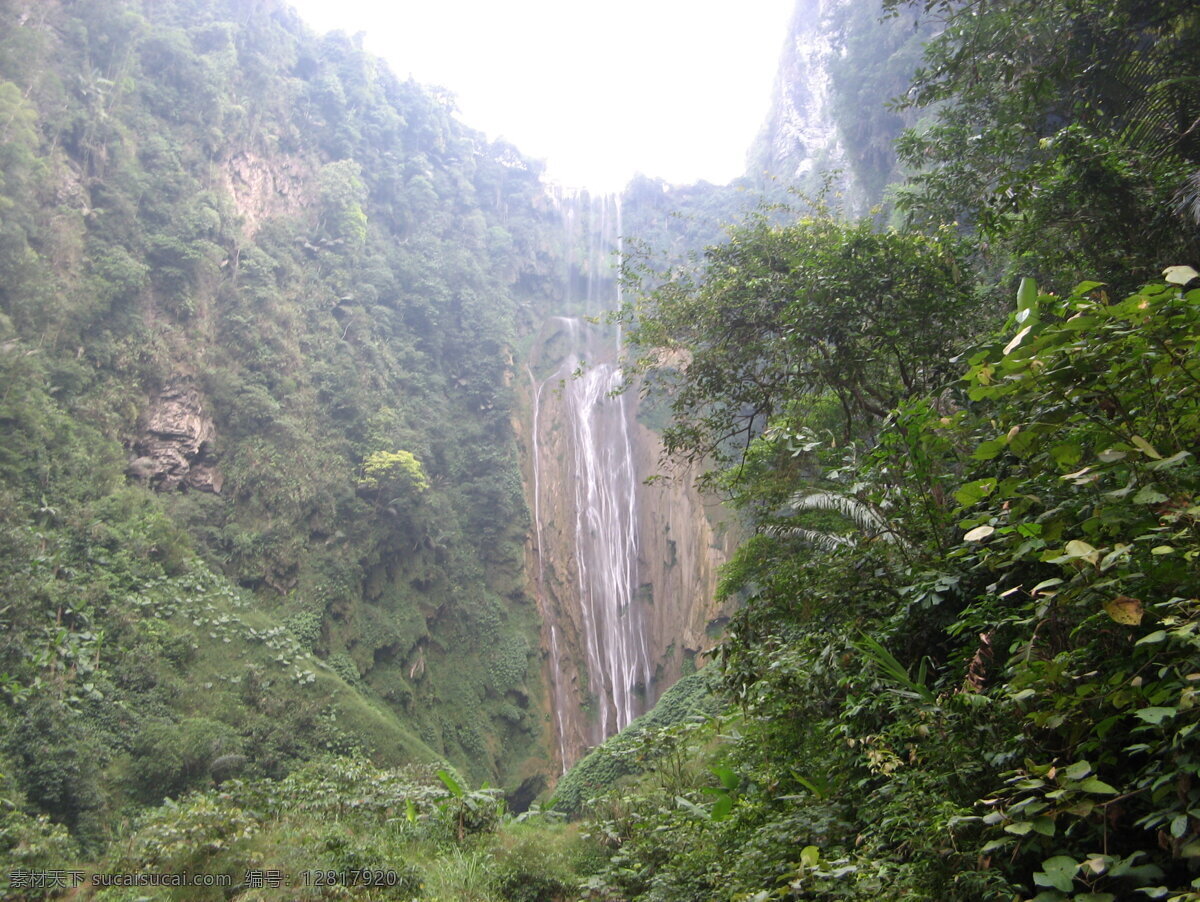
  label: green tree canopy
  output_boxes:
[889,0,1200,287]
[621,211,981,471]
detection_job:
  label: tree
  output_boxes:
[620,210,981,473]
[358,449,430,496]
[888,0,1200,289]
[315,159,369,255]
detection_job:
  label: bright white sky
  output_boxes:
[285,0,796,192]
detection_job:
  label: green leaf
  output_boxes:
[1110,854,1164,880]
[1136,630,1168,645]
[955,477,998,506]
[711,764,738,792]
[1034,855,1079,892]
[1017,277,1039,315]
[854,632,935,703]
[437,769,464,798]
[1031,816,1056,836]
[1132,486,1168,505]
[1063,760,1092,780]
[1060,539,1099,564]
[1148,450,1191,469]
[1051,443,1084,467]
[1130,435,1163,459]
[972,438,1008,460]
[1171,814,1188,838]
[1079,777,1118,794]
[1134,707,1177,725]
[711,793,733,821]
[1004,324,1033,356]
[793,774,830,799]
[800,845,820,868]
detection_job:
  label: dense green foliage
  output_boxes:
[550,668,723,817]
[574,264,1200,902]
[5,754,601,901]
[0,0,564,883]
[889,0,1200,289]
[551,1,1200,899]
[621,212,982,468]
[4,0,1200,897]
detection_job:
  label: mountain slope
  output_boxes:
[0,0,564,848]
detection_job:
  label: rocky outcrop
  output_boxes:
[630,422,734,690]
[130,386,222,492]
[750,0,845,183]
[220,150,308,236]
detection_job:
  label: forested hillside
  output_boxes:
[0,0,568,875]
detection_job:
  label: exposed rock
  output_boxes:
[132,386,222,493]
[630,420,735,685]
[124,456,158,481]
[220,150,308,236]
[750,0,844,181]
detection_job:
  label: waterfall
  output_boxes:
[530,189,651,751]
[566,336,646,739]
[549,626,569,773]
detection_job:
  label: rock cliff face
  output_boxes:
[519,193,733,772]
[629,422,732,691]
[130,385,222,493]
[749,0,929,213]
[750,0,847,185]
[220,151,309,236]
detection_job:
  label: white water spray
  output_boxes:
[530,189,651,748]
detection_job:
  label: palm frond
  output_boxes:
[783,490,911,550]
[1176,168,1200,224]
[766,525,854,552]
[789,490,888,532]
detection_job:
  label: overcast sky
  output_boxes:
[285,0,795,191]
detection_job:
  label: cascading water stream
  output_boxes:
[529,190,652,754]
[567,343,645,738]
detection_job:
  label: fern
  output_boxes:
[766,525,852,552]
[777,490,909,550]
